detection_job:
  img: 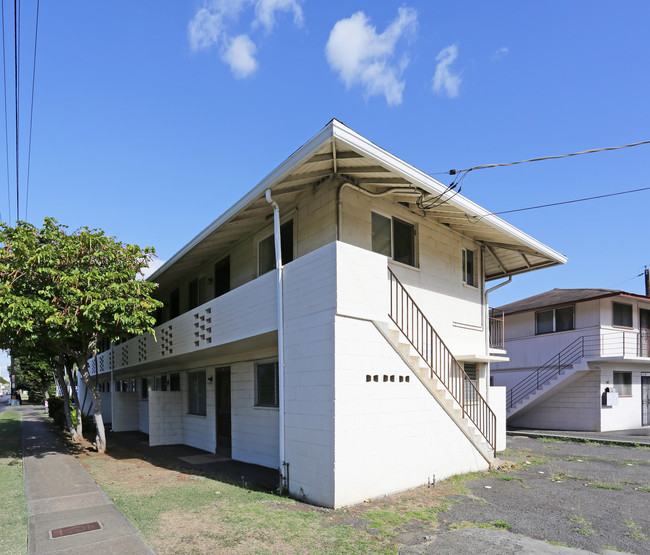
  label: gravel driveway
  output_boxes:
[432,436,650,553]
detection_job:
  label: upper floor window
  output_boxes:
[170,288,180,319]
[535,305,574,334]
[371,212,416,267]
[613,302,633,328]
[258,220,294,276]
[214,256,230,298]
[462,249,477,287]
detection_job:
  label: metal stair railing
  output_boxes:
[388,268,496,456]
[506,336,585,410]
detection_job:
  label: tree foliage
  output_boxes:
[0,218,162,451]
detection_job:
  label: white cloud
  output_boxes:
[432,44,461,98]
[188,7,225,51]
[491,46,509,61]
[254,0,303,32]
[325,7,418,106]
[222,34,259,78]
[187,0,303,77]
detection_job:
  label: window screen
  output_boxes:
[256,362,279,407]
[613,303,633,327]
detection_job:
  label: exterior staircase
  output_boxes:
[506,336,588,419]
[379,268,496,464]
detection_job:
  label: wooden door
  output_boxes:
[215,368,231,448]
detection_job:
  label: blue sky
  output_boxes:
[3,0,650,315]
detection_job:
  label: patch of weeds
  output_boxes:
[551,473,582,483]
[537,436,564,443]
[623,520,647,540]
[450,520,510,531]
[601,546,627,553]
[472,497,489,505]
[496,475,524,483]
[0,411,27,555]
[548,540,573,547]
[521,456,548,467]
[364,510,409,538]
[585,482,623,491]
[635,486,650,492]
[570,515,598,536]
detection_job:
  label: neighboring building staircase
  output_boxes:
[505,336,588,419]
[374,269,497,465]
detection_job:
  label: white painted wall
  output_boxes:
[600,364,646,431]
[231,361,280,469]
[149,391,183,446]
[508,371,601,431]
[112,392,140,432]
[283,243,338,507]
[489,386,507,452]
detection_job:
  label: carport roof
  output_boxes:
[149,119,567,287]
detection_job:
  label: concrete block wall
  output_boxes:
[282,242,337,507]
[112,392,140,432]
[231,361,280,469]
[508,370,601,431]
[182,369,217,453]
[333,316,487,507]
[339,188,487,358]
[149,391,183,446]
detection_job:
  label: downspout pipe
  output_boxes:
[265,189,286,489]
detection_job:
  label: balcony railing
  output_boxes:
[489,308,504,350]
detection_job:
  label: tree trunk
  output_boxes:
[55,359,79,441]
[77,357,107,453]
[66,365,83,439]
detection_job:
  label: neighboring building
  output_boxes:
[492,288,650,432]
[79,120,566,508]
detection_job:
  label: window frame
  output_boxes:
[535,305,575,335]
[257,217,295,277]
[255,361,279,408]
[462,248,477,288]
[613,371,632,397]
[141,377,149,400]
[371,211,417,268]
[612,302,633,328]
[187,370,207,416]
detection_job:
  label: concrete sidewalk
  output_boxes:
[18,406,154,554]
[507,426,650,447]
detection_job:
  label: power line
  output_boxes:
[13,0,18,221]
[465,185,650,223]
[1,0,9,222]
[447,139,650,176]
[25,0,38,221]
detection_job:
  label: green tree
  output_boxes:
[0,218,161,452]
[12,351,55,404]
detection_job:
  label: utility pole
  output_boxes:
[645,266,649,297]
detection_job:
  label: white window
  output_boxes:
[188,371,206,415]
[613,372,632,396]
[256,361,279,407]
[258,220,294,276]
[462,249,477,287]
[613,302,633,328]
[371,212,416,267]
[535,306,574,334]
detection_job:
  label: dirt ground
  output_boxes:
[74,433,650,554]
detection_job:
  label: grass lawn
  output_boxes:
[80,448,466,555]
[0,410,27,555]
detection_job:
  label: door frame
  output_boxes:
[215,367,232,449]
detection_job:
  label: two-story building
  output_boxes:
[79,120,566,508]
[492,288,650,432]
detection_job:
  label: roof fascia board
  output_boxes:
[331,121,567,268]
[502,292,623,316]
